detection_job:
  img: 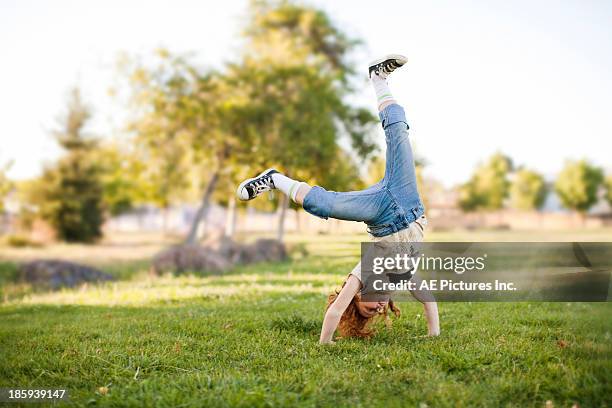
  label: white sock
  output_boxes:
[371,74,395,109]
[272,173,303,203]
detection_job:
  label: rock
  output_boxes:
[20,260,114,289]
[150,238,288,275]
[240,239,288,264]
[150,244,231,276]
[207,236,245,264]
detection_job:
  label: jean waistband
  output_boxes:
[367,219,410,238]
[367,214,427,238]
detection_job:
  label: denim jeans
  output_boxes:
[302,103,425,238]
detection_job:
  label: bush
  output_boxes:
[4,235,41,248]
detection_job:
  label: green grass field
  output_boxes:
[1,230,611,407]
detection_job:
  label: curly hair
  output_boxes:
[327,281,401,339]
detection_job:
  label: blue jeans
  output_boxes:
[302,103,425,238]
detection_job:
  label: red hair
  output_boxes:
[327,281,401,339]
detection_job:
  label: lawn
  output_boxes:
[0,230,611,407]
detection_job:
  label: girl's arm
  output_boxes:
[422,301,440,336]
[319,275,361,344]
[408,273,440,336]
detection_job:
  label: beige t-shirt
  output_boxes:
[350,215,427,282]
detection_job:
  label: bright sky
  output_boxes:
[1,0,611,187]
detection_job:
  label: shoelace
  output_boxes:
[375,60,399,76]
[251,176,273,194]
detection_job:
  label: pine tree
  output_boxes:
[39,89,104,242]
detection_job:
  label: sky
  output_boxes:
[1,0,611,187]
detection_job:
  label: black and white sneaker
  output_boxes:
[236,168,279,201]
[368,54,408,79]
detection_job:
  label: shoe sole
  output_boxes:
[368,54,408,70]
[236,168,276,201]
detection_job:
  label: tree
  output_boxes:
[94,142,148,216]
[14,178,45,231]
[124,2,378,243]
[125,51,196,232]
[0,161,13,214]
[510,168,547,211]
[555,160,603,214]
[239,0,377,161]
[38,89,104,242]
[459,152,513,212]
[604,175,612,208]
[234,0,378,240]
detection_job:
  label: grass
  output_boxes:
[0,230,611,407]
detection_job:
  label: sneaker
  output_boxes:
[368,54,408,79]
[236,168,279,201]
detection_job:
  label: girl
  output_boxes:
[237,55,440,344]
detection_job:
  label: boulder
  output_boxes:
[150,238,288,275]
[151,244,231,276]
[207,236,245,264]
[240,239,288,264]
[20,260,114,289]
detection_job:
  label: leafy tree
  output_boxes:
[14,178,45,231]
[554,160,603,214]
[240,0,377,161]
[125,2,377,243]
[38,89,104,242]
[0,161,13,214]
[233,0,378,240]
[604,175,612,208]
[94,142,148,216]
[510,168,547,210]
[125,51,204,232]
[321,150,364,193]
[459,152,513,212]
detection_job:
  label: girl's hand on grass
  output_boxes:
[319,340,336,345]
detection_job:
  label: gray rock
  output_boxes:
[208,236,245,264]
[20,260,114,289]
[151,244,231,276]
[240,239,288,264]
[150,238,288,275]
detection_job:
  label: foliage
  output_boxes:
[319,150,364,192]
[3,234,41,248]
[242,0,377,162]
[125,52,195,212]
[238,1,377,175]
[554,160,603,213]
[13,178,45,231]
[94,143,148,216]
[37,89,104,242]
[604,174,612,208]
[0,161,13,213]
[510,168,547,210]
[123,1,378,241]
[459,152,513,211]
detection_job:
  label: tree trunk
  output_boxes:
[138,209,144,230]
[225,196,237,238]
[295,208,301,233]
[162,207,169,233]
[276,194,289,242]
[185,169,220,244]
[580,212,587,228]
